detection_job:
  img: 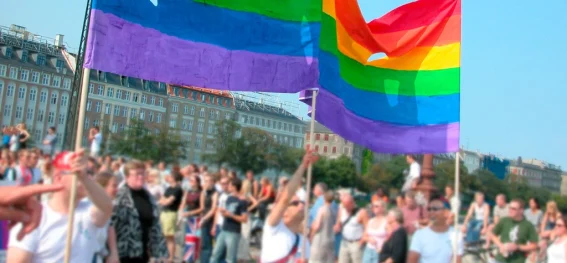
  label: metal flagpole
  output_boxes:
[301,89,318,261]
[453,150,461,263]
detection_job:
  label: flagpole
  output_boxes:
[452,150,460,263]
[302,89,318,261]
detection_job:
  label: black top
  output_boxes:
[163,185,183,211]
[379,227,408,263]
[200,189,216,227]
[222,195,247,233]
[19,134,27,149]
[129,187,154,257]
[185,188,201,211]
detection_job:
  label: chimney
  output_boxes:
[55,34,64,47]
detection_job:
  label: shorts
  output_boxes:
[160,211,178,236]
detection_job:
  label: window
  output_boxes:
[89,83,94,94]
[34,130,41,142]
[209,109,215,119]
[200,94,205,102]
[122,106,128,117]
[5,48,12,58]
[190,106,195,116]
[48,112,55,124]
[184,105,189,114]
[324,146,328,153]
[150,96,155,105]
[15,106,23,119]
[63,78,71,89]
[61,95,68,107]
[3,105,12,117]
[31,72,40,83]
[41,74,50,85]
[107,87,114,97]
[157,113,162,123]
[20,70,29,81]
[95,102,101,112]
[343,147,349,154]
[116,90,122,99]
[37,109,44,122]
[169,120,176,128]
[207,123,213,133]
[188,120,194,131]
[172,103,178,113]
[26,108,34,120]
[37,55,46,66]
[125,91,131,101]
[133,93,139,102]
[159,98,163,107]
[17,87,25,99]
[197,122,204,133]
[29,89,36,101]
[130,108,137,118]
[112,122,118,133]
[139,110,145,120]
[119,124,125,132]
[93,119,99,128]
[21,51,28,62]
[50,93,58,105]
[225,112,231,120]
[148,112,154,122]
[332,147,337,154]
[182,120,187,129]
[315,134,320,140]
[9,67,18,79]
[113,105,120,116]
[105,103,111,115]
[315,145,319,152]
[58,114,65,125]
[97,85,104,95]
[324,134,329,141]
[0,65,6,76]
[199,108,205,118]
[56,59,64,68]
[141,95,147,104]
[87,100,92,111]
[195,137,202,148]
[40,91,47,103]
[53,76,61,87]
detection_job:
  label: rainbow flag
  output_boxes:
[85,0,460,153]
[301,0,460,153]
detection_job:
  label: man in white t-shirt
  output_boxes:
[89,126,103,157]
[261,149,319,263]
[7,150,113,263]
[402,155,421,193]
[212,176,230,237]
[408,195,464,263]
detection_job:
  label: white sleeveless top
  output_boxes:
[473,202,486,221]
[365,218,388,250]
[341,207,364,241]
[547,238,566,263]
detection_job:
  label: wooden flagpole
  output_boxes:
[301,89,318,261]
[452,150,461,263]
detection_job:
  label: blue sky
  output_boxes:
[1,0,566,168]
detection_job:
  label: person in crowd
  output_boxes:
[15,123,30,150]
[546,215,567,263]
[378,208,408,263]
[219,167,228,178]
[213,176,230,238]
[199,165,209,180]
[236,181,252,263]
[89,126,103,157]
[310,190,337,263]
[461,191,490,243]
[211,178,248,263]
[28,150,41,184]
[444,184,460,225]
[112,160,168,263]
[9,127,20,152]
[241,170,259,198]
[1,127,11,150]
[147,169,164,201]
[228,170,237,180]
[402,154,420,193]
[41,127,57,157]
[335,193,369,263]
[541,201,563,240]
[525,197,543,230]
[13,149,34,186]
[275,176,289,202]
[157,161,169,182]
[93,171,120,263]
[7,150,113,262]
[159,172,184,262]
[254,177,275,220]
[308,183,330,229]
[179,175,203,220]
[485,193,509,249]
[401,191,426,236]
[260,149,318,263]
[199,174,219,263]
[0,148,15,181]
[489,198,538,263]
[372,187,389,203]
[361,199,388,263]
[395,194,406,209]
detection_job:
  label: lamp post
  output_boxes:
[415,154,437,202]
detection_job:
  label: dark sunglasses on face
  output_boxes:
[290,200,304,207]
[427,206,444,212]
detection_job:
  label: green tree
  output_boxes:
[361,149,374,175]
[267,143,305,183]
[151,125,187,164]
[472,169,509,201]
[202,119,241,168]
[312,156,357,189]
[231,127,274,174]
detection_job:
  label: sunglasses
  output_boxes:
[509,206,520,211]
[372,205,383,208]
[427,206,444,212]
[289,200,304,207]
[556,224,565,228]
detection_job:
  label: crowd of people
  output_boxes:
[0,129,567,263]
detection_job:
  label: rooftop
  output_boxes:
[89,70,167,95]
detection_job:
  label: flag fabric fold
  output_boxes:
[85,0,461,154]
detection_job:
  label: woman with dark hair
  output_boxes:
[524,197,543,230]
[179,175,202,263]
[112,160,168,263]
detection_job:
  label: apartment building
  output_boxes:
[305,121,353,158]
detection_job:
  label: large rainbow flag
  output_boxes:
[84,0,460,153]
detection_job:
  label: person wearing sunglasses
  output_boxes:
[488,199,538,263]
[546,215,567,263]
[407,195,463,263]
[260,148,319,263]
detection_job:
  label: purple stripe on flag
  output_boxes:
[84,10,320,93]
[300,89,460,153]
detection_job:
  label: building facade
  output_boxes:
[509,158,563,193]
[481,155,510,180]
[0,25,74,151]
[461,149,482,173]
[305,121,354,159]
[561,172,567,196]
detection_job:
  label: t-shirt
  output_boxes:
[8,200,106,263]
[222,195,247,233]
[260,220,310,263]
[523,209,543,228]
[402,206,424,235]
[216,192,229,227]
[43,134,57,155]
[410,227,463,263]
[493,204,509,220]
[295,188,306,202]
[492,217,538,263]
[90,133,102,155]
[163,185,183,211]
